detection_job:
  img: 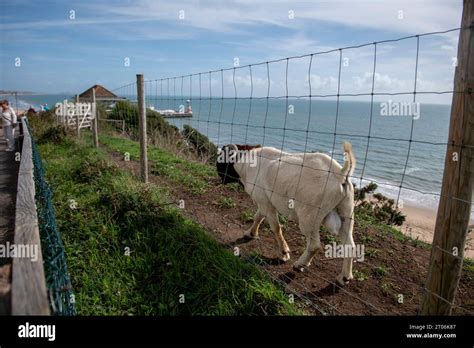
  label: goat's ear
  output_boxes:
[221,144,237,152]
[235,144,261,151]
[226,144,238,161]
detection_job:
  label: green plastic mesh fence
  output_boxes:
[26,119,77,315]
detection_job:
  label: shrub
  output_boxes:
[240,208,254,223]
[109,100,182,144]
[73,154,118,184]
[354,182,406,226]
[36,124,74,145]
[217,197,236,209]
[147,112,180,138]
[354,182,378,201]
[373,265,389,277]
[182,125,218,162]
[108,101,139,138]
[28,109,57,138]
[109,100,138,122]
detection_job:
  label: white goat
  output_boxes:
[216,142,356,285]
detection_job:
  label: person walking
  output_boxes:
[1,100,17,152]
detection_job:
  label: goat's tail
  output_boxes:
[340,141,356,181]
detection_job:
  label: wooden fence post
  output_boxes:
[421,0,474,315]
[75,95,80,137]
[137,74,148,183]
[92,88,99,148]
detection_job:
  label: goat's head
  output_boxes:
[216,144,262,185]
[216,144,241,185]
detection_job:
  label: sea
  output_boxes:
[7,93,471,213]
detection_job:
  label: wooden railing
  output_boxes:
[11,117,50,315]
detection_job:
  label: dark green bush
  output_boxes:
[354,182,406,226]
[182,125,218,162]
[354,182,378,201]
[73,154,119,184]
[28,109,58,139]
[109,101,181,142]
[36,124,74,145]
[147,112,180,139]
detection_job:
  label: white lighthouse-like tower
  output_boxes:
[185,99,192,114]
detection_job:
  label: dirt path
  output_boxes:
[0,127,20,315]
[102,143,473,315]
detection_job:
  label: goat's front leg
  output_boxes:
[244,209,265,239]
[266,211,290,262]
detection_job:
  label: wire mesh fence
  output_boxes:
[104,26,473,315]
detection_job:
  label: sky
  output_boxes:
[0,0,464,103]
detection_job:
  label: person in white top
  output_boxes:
[1,100,17,152]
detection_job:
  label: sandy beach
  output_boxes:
[400,204,474,259]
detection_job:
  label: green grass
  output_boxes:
[355,205,408,242]
[360,235,374,243]
[373,265,389,278]
[381,281,396,297]
[240,208,255,224]
[464,258,474,274]
[278,213,289,230]
[37,133,301,315]
[217,197,236,209]
[411,237,429,249]
[322,229,338,244]
[353,269,369,281]
[95,133,214,195]
[226,182,245,192]
[365,248,379,259]
[85,131,474,284]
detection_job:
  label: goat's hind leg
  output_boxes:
[293,215,323,272]
[336,214,355,286]
[244,209,265,239]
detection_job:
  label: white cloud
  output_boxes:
[1,0,463,36]
[309,74,338,92]
[353,72,407,91]
[0,0,463,100]
[97,0,462,35]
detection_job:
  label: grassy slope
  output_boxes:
[96,132,474,276]
[97,133,215,195]
[37,134,300,315]
[97,133,421,237]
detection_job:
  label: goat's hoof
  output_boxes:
[292,264,304,272]
[281,252,290,262]
[336,275,351,286]
[243,233,258,241]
